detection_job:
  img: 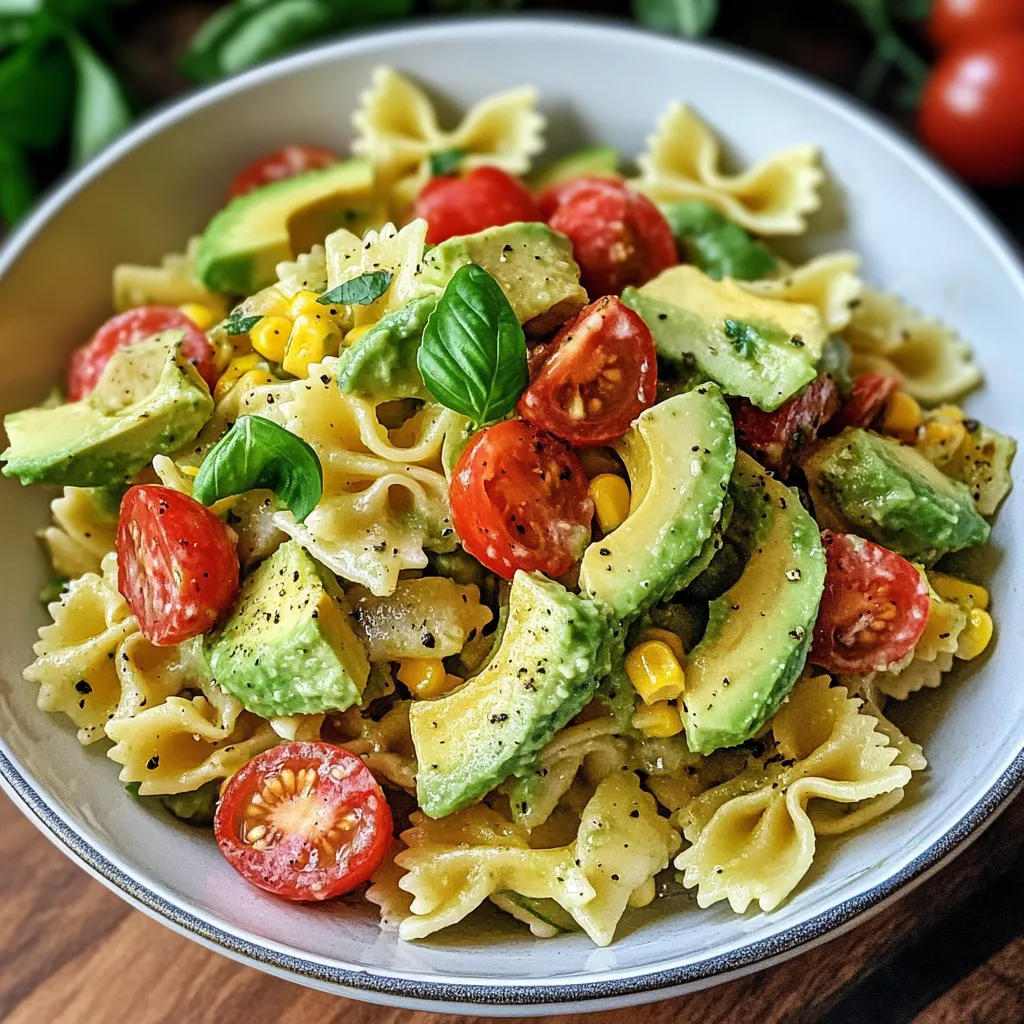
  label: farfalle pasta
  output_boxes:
[41,486,118,579]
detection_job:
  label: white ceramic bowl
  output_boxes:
[1,16,1022,1016]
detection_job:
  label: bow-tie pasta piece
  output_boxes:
[632,103,824,235]
[326,701,417,794]
[41,486,118,579]
[113,237,223,312]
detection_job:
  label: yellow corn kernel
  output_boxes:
[631,700,683,738]
[179,465,200,478]
[282,314,335,377]
[934,404,966,422]
[589,473,631,533]
[921,419,968,460]
[178,301,225,332]
[344,323,373,346]
[881,391,922,435]
[213,352,264,401]
[625,640,686,705]
[929,572,989,611]
[398,659,457,698]
[250,315,293,362]
[288,289,322,317]
[956,608,993,660]
[639,627,686,664]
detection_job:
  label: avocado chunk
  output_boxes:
[622,265,824,411]
[410,571,611,819]
[659,200,778,281]
[335,295,436,400]
[2,332,212,487]
[579,385,736,621]
[682,451,826,754]
[491,891,580,936]
[419,222,588,335]
[196,158,382,295]
[205,540,369,717]
[803,428,990,565]
[527,145,621,191]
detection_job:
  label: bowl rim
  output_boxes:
[2,13,1024,1011]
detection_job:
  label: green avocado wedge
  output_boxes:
[410,572,612,819]
[2,332,212,487]
[579,385,736,621]
[682,451,826,755]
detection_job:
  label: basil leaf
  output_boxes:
[417,263,528,426]
[318,269,393,307]
[224,312,263,335]
[632,0,718,36]
[0,39,75,151]
[193,415,323,522]
[66,33,132,163]
[429,148,465,177]
[660,200,777,281]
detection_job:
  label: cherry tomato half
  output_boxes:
[919,34,1024,185]
[733,373,841,475]
[832,372,901,431]
[545,178,677,297]
[450,420,593,579]
[228,144,339,200]
[518,296,657,446]
[415,166,541,245]
[67,307,216,402]
[214,742,393,902]
[117,485,239,646]
[810,531,931,675]
[928,0,1024,52]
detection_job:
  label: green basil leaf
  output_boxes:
[38,574,69,605]
[0,39,75,151]
[417,262,528,426]
[429,148,466,177]
[0,141,34,226]
[224,312,263,335]
[659,200,777,281]
[66,33,132,163]
[632,0,718,37]
[193,415,323,522]
[318,269,393,306]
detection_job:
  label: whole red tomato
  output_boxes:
[918,34,1024,184]
[928,0,1024,52]
[415,167,540,244]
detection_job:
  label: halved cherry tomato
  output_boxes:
[918,34,1024,185]
[228,144,339,200]
[117,485,239,646]
[832,372,901,431]
[450,420,593,579]
[928,0,1024,53]
[415,166,541,245]
[733,374,840,475]
[68,307,216,401]
[518,296,657,446]
[545,178,677,297]
[214,742,392,902]
[810,531,930,674]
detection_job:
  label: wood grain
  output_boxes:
[1,787,1022,1024]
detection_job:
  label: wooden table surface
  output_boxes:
[2,784,1022,1024]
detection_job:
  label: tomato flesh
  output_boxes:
[833,372,901,431]
[810,531,930,675]
[733,374,840,475]
[117,485,239,646]
[928,0,1024,52]
[450,420,593,579]
[518,296,657,446]
[545,177,677,297]
[214,742,393,901]
[415,166,541,245]
[67,307,216,402]
[228,144,339,200]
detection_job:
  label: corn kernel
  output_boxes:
[236,368,278,393]
[956,608,993,660]
[920,419,968,462]
[631,700,683,738]
[589,473,631,533]
[625,640,686,705]
[928,572,989,611]
[398,659,458,698]
[881,391,922,435]
[250,315,293,362]
[934,404,966,422]
[179,465,200,478]
[344,323,373,346]
[288,289,322,317]
[639,627,686,663]
[282,314,336,377]
[178,301,226,332]
[213,352,264,401]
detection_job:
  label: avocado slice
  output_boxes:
[335,294,436,401]
[205,540,370,717]
[622,265,824,411]
[527,145,621,192]
[579,385,736,621]
[2,332,212,487]
[419,222,588,335]
[491,891,580,936]
[195,158,383,295]
[803,428,990,565]
[682,451,826,754]
[410,571,611,819]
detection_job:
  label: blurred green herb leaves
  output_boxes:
[632,0,718,37]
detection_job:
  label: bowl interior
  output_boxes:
[1,18,1023,1009]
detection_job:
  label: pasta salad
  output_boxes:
[1,67,1015,946]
